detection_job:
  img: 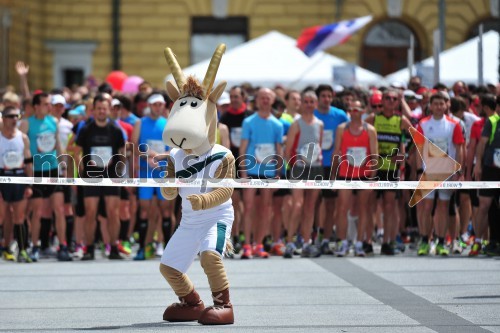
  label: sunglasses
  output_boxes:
[371,104,383,108]
[3,115,19,119]
[384,96,398,101]
[348,107,364,113]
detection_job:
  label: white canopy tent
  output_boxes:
[385,31,499,86]
[165,31,383,90]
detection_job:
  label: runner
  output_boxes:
[284,90,323,258]
[239,88,283,259]
[332,99,378,257]
[75,94,126,260]
[415,92,465,256]
[20,92,71,261]
[0,107,33,262]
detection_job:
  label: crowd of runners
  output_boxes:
[0,61,499,263]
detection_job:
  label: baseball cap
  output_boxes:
[111,98,122,107]
[217,91,230,105]
[51,94,66,105]
[390,81,407,90]
[403,90,422,100]
[147,94,165,104]
[68,105,86,117]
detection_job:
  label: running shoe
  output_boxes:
[30,246,40,262]
[122,241,132,254]
[145,243,155,259]
[118,242,132,256]
[354,241,366,257]
[2,250,16,262]
[240,244,253,259]
[18,250,32,263]
[57,246,73,261]
[73,244,84,259]
[469,242,482,257]
[270,242,285,256]
[82,246,95,261]
[109,246,124,260]
[335,240,349,257]
[134,248,146,261]
[363,242,374,256]
[452,239,463,254]
[380,242,395,255]
[417,242,430,256]
[253,244,269,258]
[301,243,321,258]
[155,243,164,257]
[435,243,449,256]
[320,239,334,255]
[41,247,57,259]
[486,243,500,257]
[283,242,295,259]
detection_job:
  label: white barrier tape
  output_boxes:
[0,177,498,190]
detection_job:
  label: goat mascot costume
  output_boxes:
[159,44,236,325]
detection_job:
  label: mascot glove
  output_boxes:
[187,194,203,211]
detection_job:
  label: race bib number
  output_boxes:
[147,139,166,154]
[36,132,56,153]
[299,143,321,165]
[429,138,448,157]
[90,146,113,168]
[255,143,275,163]
[322,130,334,150]
[2,151,23,169]
[346,147,367,167]
[494,148,500,168]
[230,127,242,148]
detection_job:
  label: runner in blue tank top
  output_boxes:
[131,93,173,260]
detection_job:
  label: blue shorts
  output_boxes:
[138,186,165,201]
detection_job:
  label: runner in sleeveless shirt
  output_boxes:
[332,99,378,257]
[132,93,174,260]
[284,90,323,258]
[19,92,71,262]
[0,107,33,262]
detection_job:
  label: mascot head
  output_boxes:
[162,44,227,156]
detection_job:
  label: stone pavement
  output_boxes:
[0,250,499,333]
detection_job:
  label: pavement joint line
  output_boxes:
[313,258,492,333]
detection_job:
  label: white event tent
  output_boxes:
[165,31,383,89]
[385,31,499,86]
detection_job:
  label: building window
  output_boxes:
[191,16,247,64]
[45,41,97,89]
[361,20,421,76]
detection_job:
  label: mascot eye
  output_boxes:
[190,101,198,107]
[180,100,187,106]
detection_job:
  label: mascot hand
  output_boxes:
[187,194,203,211]
[160,187,178,200]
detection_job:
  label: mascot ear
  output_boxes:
[166,80,181,101]
[208,81,227,104]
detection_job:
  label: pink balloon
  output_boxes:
[105,71,128,91]
[121,75,144,94]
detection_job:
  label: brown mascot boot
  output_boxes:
[198,288,234,325]
[163,289,205,322]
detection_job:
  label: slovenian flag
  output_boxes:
[297,15,373,57]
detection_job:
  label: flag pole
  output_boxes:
[289,53,327,89]
[478,24,484,86]
[408,34,415,80]
[433,29,440,86]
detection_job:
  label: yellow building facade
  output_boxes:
[0,0,497,91]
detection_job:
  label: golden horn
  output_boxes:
[202,44,226,98]
[164,47,186,91]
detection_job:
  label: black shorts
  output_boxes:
[470,189,479,207]
[376,169,400,198]
[63,185,72,204]
[479,166,500,197]
[322,166,337,198]
[0,183,27,203]
[83,186,120,198]
[120,187,129,200]
[273,188,291,197]
[32,169,64,199]
[75,186,85,217]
